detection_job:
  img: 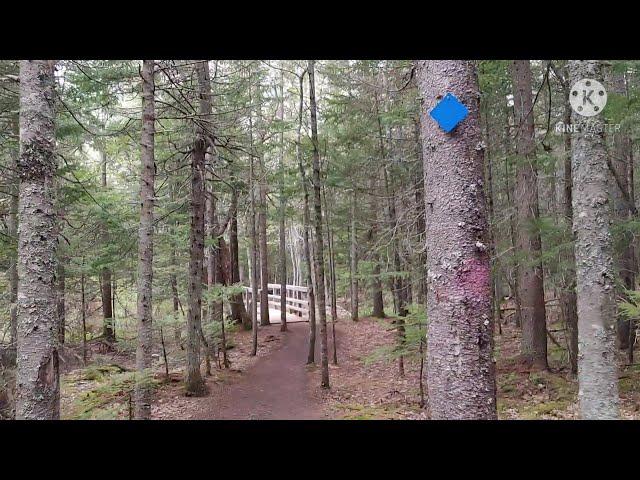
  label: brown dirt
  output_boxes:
[191,322,328,419]
[152,321,334,420]
[318,316,428,420]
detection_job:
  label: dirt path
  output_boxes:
[191,322,331,420]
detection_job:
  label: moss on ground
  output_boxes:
[339,403,400,420]
[62,365,159,420]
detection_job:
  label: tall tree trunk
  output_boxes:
[383,163,407,377]
[250,159,259,356]
[483,108,501,335]
[134,59,156,419]
[99,149,115,343]
[296,70,317,364]
[323,185,338,365]
[212,210,230,369]
[413,117,428,306]
[184,60,209,396]
[558,69,579,374]
[278,69,287,331]
[350,188,359,321]
[376,95,406,375]
[81,265,87,366]
[205,146,230,369]
[510,60,548,369]
[369,114,386,320]
[371,251,386,318]
[416,60,496,419]
[257,154,270,326]
[229,188,251,329]
[168,180,184,348]
[248,70,259,356]
[503,111,523,327]
[15,60,59,420]
[568,59,619,419]
[308,60,330,388]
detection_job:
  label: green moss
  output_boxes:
[619,375,640,394]
[498,372,519,394]
[520,400,569,419]
[339,403,399,420]
[63,366,158,420]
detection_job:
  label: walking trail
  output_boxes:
[191,321,335,420]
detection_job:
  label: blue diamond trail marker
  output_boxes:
[429,93,468,133]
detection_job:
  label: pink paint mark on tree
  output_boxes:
[456,256,491,299]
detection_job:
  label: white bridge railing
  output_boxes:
[243,283,309,319]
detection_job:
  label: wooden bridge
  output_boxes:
[243,283,310,324]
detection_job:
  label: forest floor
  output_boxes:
[154,321,328,419]
[57,309,640,420]
[495,319,640,419]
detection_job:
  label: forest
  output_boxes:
[0,59,638,420]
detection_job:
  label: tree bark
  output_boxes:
[350,189,359,321]
[228,188,251,329]
[295,70,317,364]
[81,266,87,366]
[510,60,548,369]
[15,60,60,420]
[568,60,619,419]
[278,69,287,332]
[134,59,156,419]
[308,60,330,388]
[184,60,209,396]
[323,185,338,365]
[413,117,428,306]
[257,152,270,326]
[416,60,496,419]
[248,69,259,356]
[557,69,579,374]
[383,163,407,377]
[99,149,115,343]
[368,137,385,319]
[482,107,502,335]
[7,144,19,365]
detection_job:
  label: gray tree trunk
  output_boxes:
[350,189,358,321]
[510,60,548,369]
[228,189,251,329]
[295,70,317,364]
[278,69,287,332]
[99,149,115,343]
[7,143,19,365]
[323,186,339,365]
[248,69,259,356]
[15,60,60,420]
[568,60,619,419]
[557,68,580,374]
[134,59,156,419]
[308,60,330,388]
[184,60,209,396]
[416,60,496,419]
[258,153,270,326]
[368,141,385,319]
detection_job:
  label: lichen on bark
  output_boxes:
[416,60,496,419]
